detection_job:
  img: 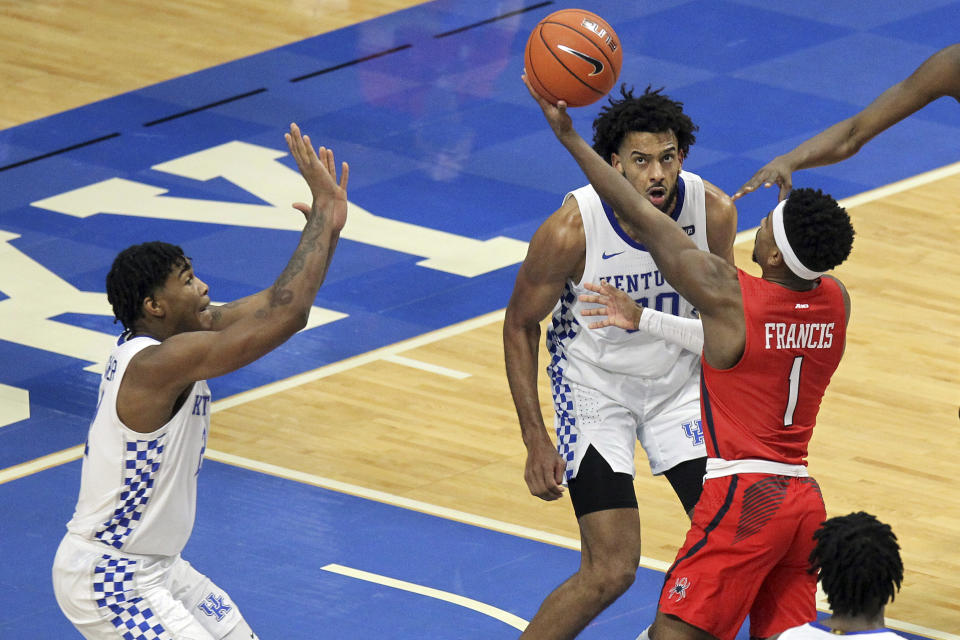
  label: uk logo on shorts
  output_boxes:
[668,576,691,601]
[198,594,232,621]
[682,420,704,446]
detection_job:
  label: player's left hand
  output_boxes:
[522,74,573,140]
[733,157,792,202]
[579,281,643,331]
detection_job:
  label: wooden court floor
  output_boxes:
[3,0,958,634]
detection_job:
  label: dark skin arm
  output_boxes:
[702,178,737,265]
[504,196,585,500]
[523,75,746,370]
[734,43,960,201]
[118,124,349,432]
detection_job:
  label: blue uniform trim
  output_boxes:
[601,175,686,252]
[700,369,720,459]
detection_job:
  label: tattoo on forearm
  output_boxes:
[268,211,328,307]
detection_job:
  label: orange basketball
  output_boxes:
[524,9,622,107]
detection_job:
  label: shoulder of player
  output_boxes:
[124,333,209,390]
[701,179,737,223]
[820,274,851,314]
[531,196,586,255]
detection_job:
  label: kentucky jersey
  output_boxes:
[66,335,211,556]
[700,271,847,464]
[548,171,710,386]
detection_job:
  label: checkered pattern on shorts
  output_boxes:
[93,554,170,639]
[95,435,166,549]
[547,284,581,480]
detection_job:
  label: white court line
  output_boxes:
[322,563,528,631]
[381,354,471,379]
[733,159,960,246]
[212,308,504,413]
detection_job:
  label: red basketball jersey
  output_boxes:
[700,270,847,464]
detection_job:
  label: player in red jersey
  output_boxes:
[523,75,855,640]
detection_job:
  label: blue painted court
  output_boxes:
[2,0,958,637]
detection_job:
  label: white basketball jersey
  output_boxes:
[547,171,710,386]
[780,623,905,640]
[66,335,211,557]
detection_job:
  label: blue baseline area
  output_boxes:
[0,460,934,639]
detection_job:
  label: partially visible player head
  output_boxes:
[752,188,854,281]
[107,241,211,338]
[592,85,698,214]
[810,512,903,621]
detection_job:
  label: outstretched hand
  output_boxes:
[579,281,643,331]
[732,157,792,202]
[521,74,574,141]
[285,123,349,231]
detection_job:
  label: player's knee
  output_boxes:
[581,559,637,601]
[221,617,258,640]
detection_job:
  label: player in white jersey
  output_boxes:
[52,124,348,640]
[504,86,737,639]
[773,512,906,640]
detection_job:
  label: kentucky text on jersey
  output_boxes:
[764,322,835,350]
[598,270,666,293]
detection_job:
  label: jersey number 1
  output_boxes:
[783,356,803,427]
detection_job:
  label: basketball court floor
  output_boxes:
[1,0,959,637]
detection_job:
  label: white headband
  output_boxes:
[771,199,825,280]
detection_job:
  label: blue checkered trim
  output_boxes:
[95,435,166,550]
[546,283,581,481]
[93,554,169,639]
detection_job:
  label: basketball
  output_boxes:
[524,9,622,107]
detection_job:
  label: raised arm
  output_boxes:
[734,43,960,201]
[119,124,349,431]
[523,75,736,317]
[504,199,584,501]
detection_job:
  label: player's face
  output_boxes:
[612,130,683,214]
[157,261,213,333]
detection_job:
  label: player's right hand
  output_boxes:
[732,158,793,202]
[524,439,566,501]
[285,123,349,232]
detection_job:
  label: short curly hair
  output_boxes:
[783,188,855,272]
[592,84,698,163]
[106,241,188,336]
[810,512,903,618]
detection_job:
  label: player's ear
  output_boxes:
[142,295,164,320]
[610,152,623,173]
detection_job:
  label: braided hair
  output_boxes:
[592,84,698,164]
[810,512,903,617]
[783,187,855,273]
[106,241,187,337]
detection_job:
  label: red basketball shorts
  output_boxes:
[658,473,826,640]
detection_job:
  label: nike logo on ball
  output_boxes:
[556,45,604,76]
[602,250,624,259]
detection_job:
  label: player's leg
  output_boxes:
[52,534,218,639]
[637,373,707,517]
[520,445,641,640]
[747,478,825,638]
[652,474,786,640]
[167,556,258,640]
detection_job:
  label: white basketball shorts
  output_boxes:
[551,368,705,481]
[53,533,248,640]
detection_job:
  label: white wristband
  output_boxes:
[636,307,704,354]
